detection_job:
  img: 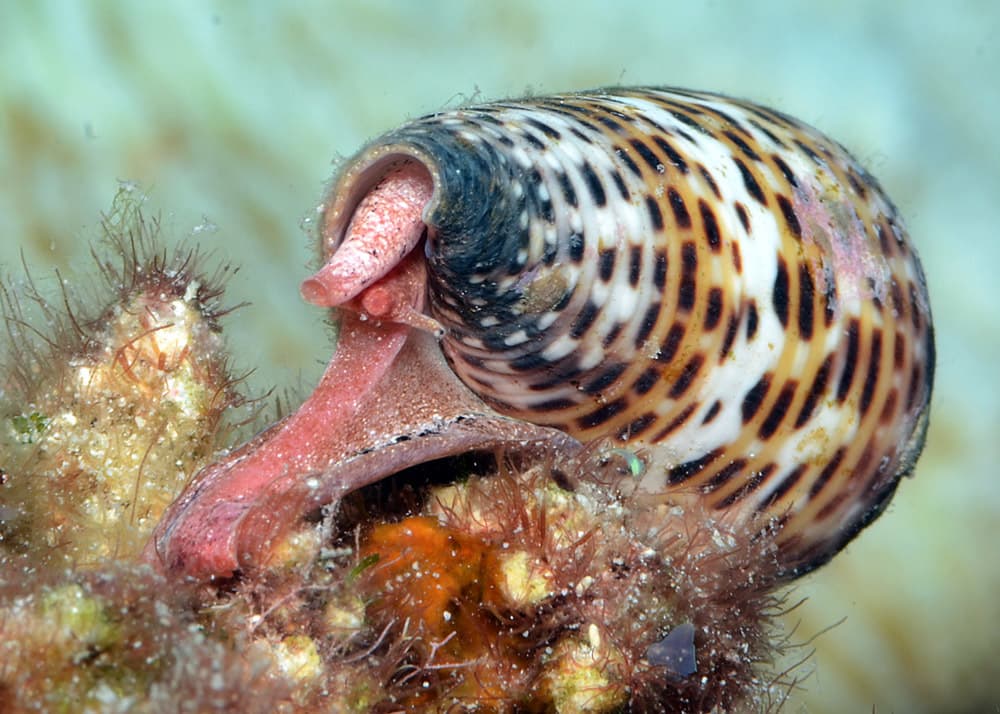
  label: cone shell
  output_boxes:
[318,87,934,577]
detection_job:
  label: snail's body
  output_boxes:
[148,87,933,581]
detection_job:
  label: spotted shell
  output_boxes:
[318,87,934,577]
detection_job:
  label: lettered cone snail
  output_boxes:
[146,87,933,582]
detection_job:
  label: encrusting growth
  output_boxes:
[0,190,248,567]
[347,450,796,711]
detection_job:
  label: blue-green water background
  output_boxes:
[1,2,997,711]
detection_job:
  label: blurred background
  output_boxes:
[1,2,996,711]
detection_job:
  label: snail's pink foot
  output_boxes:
[144,161,569,582]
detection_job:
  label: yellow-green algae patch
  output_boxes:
[0,563,291,713]
[541,623,629,713]
[0,191,247,566]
